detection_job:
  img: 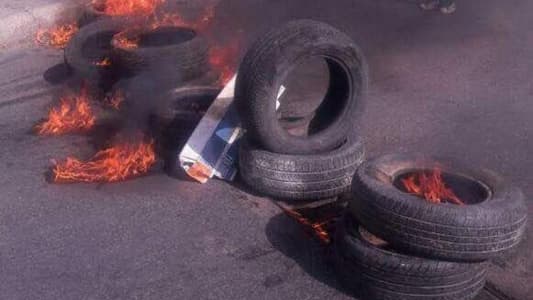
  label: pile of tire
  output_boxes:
[335,154,527,300]
[235,20,369,201]
[63,9,220,173]
[235,20,528,300]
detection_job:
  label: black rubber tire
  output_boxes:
[235,19,368,155]
[335,215,487,300]
[113,26,209,86]
[150,86,220,177]
[65,17,136,80]
[350,153,528,262]
[154,85,220,123]
[238,134,365,201]
[159,111,204,178]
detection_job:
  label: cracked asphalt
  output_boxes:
[0,0,531,299]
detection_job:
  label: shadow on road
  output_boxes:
[264,213,359,298]
[43,63,73,85]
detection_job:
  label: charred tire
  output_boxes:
[154,85,220,125]
[335,215,487,300]
[153,86,220,177]
[350,154,528,262]
[65,18,136,80]
[114,26,209,86]
[238,135,364,201]
[235,19,368,155]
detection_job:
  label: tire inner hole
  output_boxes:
[138,26,196,48]
[277,56,349,137]
[393,170,490,205]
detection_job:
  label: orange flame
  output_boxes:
[112,31,140,49]
[52,139,156,183]
[282,208,331,244]
[105,90,124,110]
[151,5,215,31]
[151,12,189,28]
[35,23,78,49]
[112,5,216,50]
[36,88,95,135]
[92,0,164,16]
[209,42,239,86]
[94,57,111,67]
[401,169,465,205]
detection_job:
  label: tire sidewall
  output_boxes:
[114,27,209,82]
[236,20,368,154]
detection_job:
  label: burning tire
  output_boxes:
[112,26,209,86]
[238,135,364,200]
[65,18,137,83]
[349,154,527,262]
[334,215,488,300]
[235,20,368,155]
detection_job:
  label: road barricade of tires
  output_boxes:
[233,20,527,300]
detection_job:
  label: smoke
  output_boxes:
[114,65,184,134]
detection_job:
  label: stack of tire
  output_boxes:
[235,20,368,201]
[63,9,220,173]
[335,154,528,300]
